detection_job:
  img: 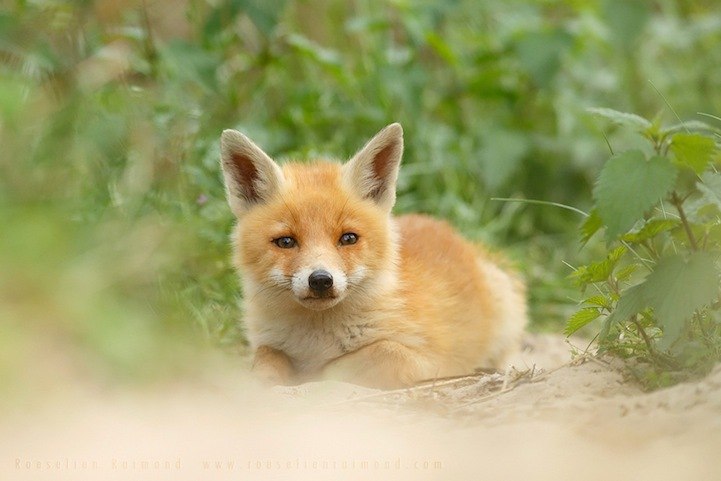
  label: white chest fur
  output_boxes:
[247,310,383,375]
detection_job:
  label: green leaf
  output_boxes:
[586,108,651,131]
[645,254,719,347]
[571,245,626,286]
[565,308,602,336]
[615,263,640,282]
[580,209,603,245]
[583,295,612,309]
[670,133,717,174]
[606,283,650,327]
[605,253,720,348]
[622,219,679,243]
[661,120,720,136]
[594,151,678,241]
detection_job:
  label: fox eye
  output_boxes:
[273,236,297,249]
[339,232,359,246]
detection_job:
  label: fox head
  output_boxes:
[220,124,403,311]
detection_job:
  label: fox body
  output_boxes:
[220,123,527,389]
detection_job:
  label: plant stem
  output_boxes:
[141,0,158,78]
[670,192,698,251]
[632,317,656,358]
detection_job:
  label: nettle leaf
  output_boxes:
[586,107,651,131]
[580,209,603,244]
[662,120,720,136]
[565,308,601,336]
[622,219,679,243]
[571,245,626,286]
[616,263,640,282]
[583,294,612,309]
[605,253,720,348]
[606,283,650,327]
[646,254,719,347]
[594,151,678,241]
[670,133,717,174]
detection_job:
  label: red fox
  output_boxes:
[220,123,527,389]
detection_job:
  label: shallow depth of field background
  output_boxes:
[1,0,720,396]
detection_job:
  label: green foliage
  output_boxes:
[568,109,721,388]
[593,151,677,241]
[670,133,717,174]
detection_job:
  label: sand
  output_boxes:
[2,334,720,481]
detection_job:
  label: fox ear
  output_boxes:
[343,123,403,211]
[220,129,285,217]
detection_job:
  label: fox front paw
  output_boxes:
[252,346,295,386]
[321,341,418,389]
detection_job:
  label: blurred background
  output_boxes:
[1,0,720,398]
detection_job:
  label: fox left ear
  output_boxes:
[342,123,404,212]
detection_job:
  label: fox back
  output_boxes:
[220,124,527,388]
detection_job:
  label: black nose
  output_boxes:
[308,270,333,292]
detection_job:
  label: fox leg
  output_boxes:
[252,345,295,385]
[321,340,426,389]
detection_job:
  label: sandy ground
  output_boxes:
[2,334,721,481]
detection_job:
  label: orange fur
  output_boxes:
[220,124,527,389]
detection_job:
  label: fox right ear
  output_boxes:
[220,129,285,217]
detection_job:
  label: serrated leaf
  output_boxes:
[583,294,612,309]
[645,253,720,347]
[565,308,602,336]
[622,219,679,243]
[616,263,640,282]
[662,120,720,136]
[570,246,627,285]
[670,133,717,174]
[594,151,678,241]
[606,283,650,326]
[587,107,651,131]
[604,253,720,348]
[580,209,602,244]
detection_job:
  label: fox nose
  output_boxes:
[308,270,333,292]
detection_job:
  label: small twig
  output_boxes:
[323,372,498,407]
[450,386,516,411]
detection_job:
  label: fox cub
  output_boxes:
[220,123,527,389]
